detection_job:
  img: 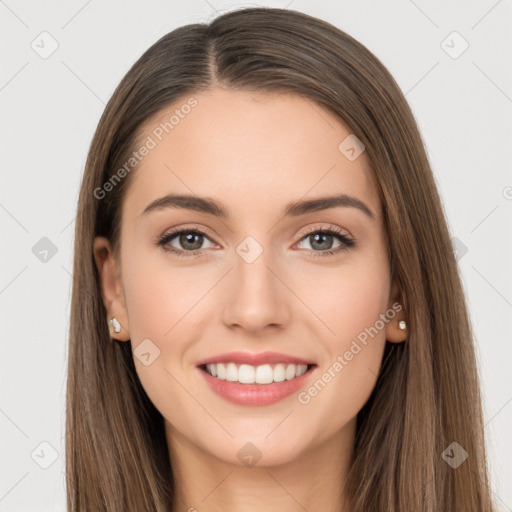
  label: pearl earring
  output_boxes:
[398,320,407,331]
[108,317,121,334]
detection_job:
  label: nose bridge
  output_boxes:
[220,234,290,331]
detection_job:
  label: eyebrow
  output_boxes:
[141,193,375,220]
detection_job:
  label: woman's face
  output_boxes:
[95,87,405,467]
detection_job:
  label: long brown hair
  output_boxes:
[66,7,495,511]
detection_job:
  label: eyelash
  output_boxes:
[155,225,355,258]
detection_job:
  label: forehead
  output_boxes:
[123,88,379,220]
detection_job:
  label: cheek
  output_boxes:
[293,254,391,349]
[121,254,205,344]
[291,256,391,420]
[333,270,389,343]
[120,261,205,419]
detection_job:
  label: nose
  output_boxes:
[220,248,291,335]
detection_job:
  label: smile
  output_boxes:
[198,363,317,406]
[202,362,310,384]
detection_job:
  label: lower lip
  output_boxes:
[197,365,317,406]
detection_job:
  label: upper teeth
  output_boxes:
[205,363,308,384]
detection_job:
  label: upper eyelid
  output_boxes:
[299,225,351,236]
[163,226,216,243]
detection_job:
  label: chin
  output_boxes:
[198,430,309,469]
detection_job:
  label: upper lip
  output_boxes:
[196,351,316,367]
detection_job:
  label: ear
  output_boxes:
[385,278,408,343]
[93,236,130,342]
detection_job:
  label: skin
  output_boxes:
[94,87,407,512]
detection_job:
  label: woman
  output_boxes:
[66,6,496,511]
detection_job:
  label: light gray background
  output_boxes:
[1,1,511,510]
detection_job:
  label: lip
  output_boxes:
[197,360,318,407]
[196,350,315,367]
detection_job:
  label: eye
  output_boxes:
[295,226,355,257]
[155,225,355,258]
[156,227,216,257]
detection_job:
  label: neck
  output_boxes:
[167,419,355,512]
